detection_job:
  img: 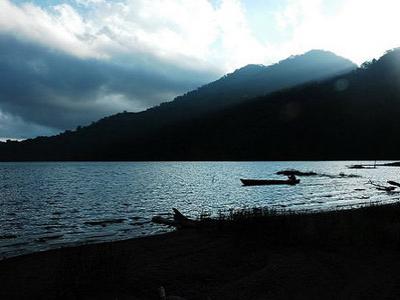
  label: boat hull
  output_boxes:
[240,178,300,186]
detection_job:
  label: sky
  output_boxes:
[1,0,400,140]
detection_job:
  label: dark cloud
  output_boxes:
[0,111,58,140]
[0,34,218,138]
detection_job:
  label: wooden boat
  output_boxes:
[240,178,300,186]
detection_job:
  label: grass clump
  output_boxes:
[197,202,400,248]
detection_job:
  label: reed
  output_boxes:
[198,202,400,248]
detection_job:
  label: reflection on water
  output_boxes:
[1,161,399,258]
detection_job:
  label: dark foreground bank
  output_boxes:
[2,203,400,299]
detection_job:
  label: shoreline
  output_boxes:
[2,203,400,299]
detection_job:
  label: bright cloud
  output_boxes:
[272,0,400,64]
[0,0,269,72]
[0,1,100,58]
[2,0,400,71]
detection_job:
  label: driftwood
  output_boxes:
[276,169,360,179]
[368,180,397,192]
[347,162,400,168]
[347,164,377,169]
[319,172,361,178]
[276,169,317,177]
[159,286,187,300]
[152,208,198,229]
[388,181,400,188]
[382,162,400,167]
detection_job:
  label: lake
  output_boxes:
[1,161,399,258]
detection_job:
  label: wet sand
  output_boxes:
[1,204,400,299]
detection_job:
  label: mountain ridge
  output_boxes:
[69,49,356,135]
[4,49,390,161]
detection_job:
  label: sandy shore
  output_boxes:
[2,205,400,299]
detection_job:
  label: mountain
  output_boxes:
[145,48,400,161]
[169,49,356,112]
[0,50,367,161]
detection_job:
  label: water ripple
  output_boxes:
[1,161,400,258]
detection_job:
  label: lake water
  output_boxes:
[1,161,400,259]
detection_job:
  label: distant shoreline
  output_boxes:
[0,160,399,163]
